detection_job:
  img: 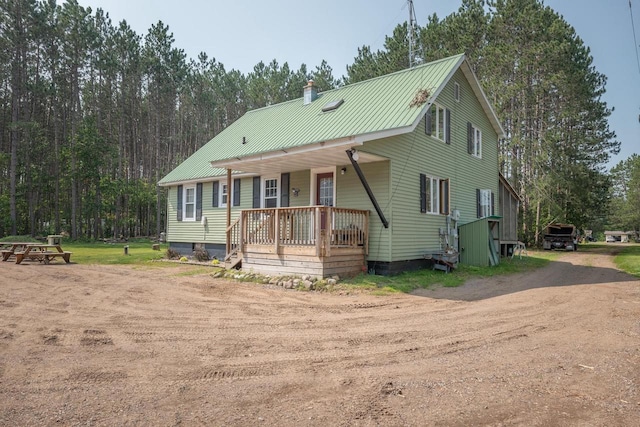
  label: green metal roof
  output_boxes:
[159,54,466,185]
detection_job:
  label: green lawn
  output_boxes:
[614,245,640,278]
[60,240,170,265]
[0,237,169,266]
[342,250,558,294]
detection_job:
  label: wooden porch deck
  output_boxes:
[226,206,369,278]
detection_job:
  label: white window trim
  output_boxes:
[219,180,229,208]
[424,175,441,215]
[183,185,196,221]
[429,103,448,142]
[472,125,482,158]
[479,189,491,218]
[310,167,336,207]
[261,176,280,208]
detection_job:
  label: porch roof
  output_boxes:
[159,53,503,186]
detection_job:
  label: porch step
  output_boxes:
[225,252,242,270]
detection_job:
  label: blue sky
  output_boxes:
[74,0,639,169]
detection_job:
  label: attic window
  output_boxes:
[322,99,344,112]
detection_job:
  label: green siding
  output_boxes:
[360,68,499,262]
[336,161,391,262]
[167,178,253,244]
[289,170,311,207]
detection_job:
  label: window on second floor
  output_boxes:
[426,103,451,144]
[467,122,482,158]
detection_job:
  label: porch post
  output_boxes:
[325,206,332,257]
[239,211,245,254]
[226,168,232,255]
[315,206,321,257]
[274,208,280,254]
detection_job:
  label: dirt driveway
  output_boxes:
[1,248,638,426]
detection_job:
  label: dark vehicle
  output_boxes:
[543,223,578,251]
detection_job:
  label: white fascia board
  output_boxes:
[352,125,413,144]
[157,172,258,187]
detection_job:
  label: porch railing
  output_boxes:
[226,206,369,259]
[224,216,242,264]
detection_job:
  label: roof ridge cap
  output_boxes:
[342,53,466,88]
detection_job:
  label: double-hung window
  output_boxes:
[213,179,240,208]
[177,183,202,222]
[220,182,229,207]
[263,178,278,208]
[420,174,450,215]
[184,186,196,221]
[477,189,493,218]
[426,103,450,143]
[469,124,482,158]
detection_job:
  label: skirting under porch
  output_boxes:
[242,245,365,278]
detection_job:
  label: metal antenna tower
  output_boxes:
[408,0,418,67]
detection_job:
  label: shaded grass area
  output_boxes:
[343,250,557,294]
[0,235,40,243]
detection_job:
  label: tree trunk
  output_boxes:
[9,1,24,236]
[70,64,79,239]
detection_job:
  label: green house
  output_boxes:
[159,54,505,277]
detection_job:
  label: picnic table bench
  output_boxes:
[13,244,72,265]
[1,242,34,261]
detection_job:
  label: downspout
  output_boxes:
[346,149,389,228]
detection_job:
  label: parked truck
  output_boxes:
[543,223,578,251]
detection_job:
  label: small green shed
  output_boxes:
[459,216,501,266]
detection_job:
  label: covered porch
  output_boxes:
[225,206,369,278]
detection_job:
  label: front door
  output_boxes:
[316,172,334,230]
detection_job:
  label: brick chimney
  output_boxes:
[303,80,318,105]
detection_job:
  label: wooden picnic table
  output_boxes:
[13,243,72,265]
[1,242,35,261]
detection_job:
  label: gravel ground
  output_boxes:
[0,246,638,426]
